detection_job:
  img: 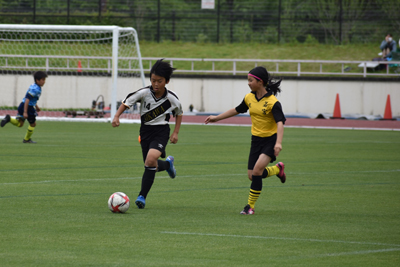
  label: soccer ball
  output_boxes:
[108,192,130,213]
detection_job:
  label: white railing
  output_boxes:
[1,55,400,78]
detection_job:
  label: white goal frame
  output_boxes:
[0,24,146,119]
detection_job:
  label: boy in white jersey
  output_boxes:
[112,59,183,209]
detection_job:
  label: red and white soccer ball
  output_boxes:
[108,192,130,213]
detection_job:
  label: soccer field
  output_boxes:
[0,121,399,266]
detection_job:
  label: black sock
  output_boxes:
[261,169,269,178]
[157,160,170,172]
[248,175,263,209]
[251,175,263,191]
[139,166,156,198]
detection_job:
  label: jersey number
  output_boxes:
[145,103,151,110]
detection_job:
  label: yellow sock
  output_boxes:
[248,189,261,209]
[10,117,20,127]
[265,166,279,178]
[24,126,35,141]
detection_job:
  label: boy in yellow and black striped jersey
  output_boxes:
[205,66,286,215]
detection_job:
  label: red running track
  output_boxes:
[1,110,399,130]
[174,115,400,130]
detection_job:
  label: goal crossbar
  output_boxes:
[0,24,146,119]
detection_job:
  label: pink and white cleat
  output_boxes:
[276,162,286,183]
[240,204,255,215]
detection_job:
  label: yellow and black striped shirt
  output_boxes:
[235,91,285,137]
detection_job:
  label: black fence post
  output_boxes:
[33,0,36,23]
[339,0,342,45]
[99,0,102,20]
[230,11,233,43]
[217,0,220,43]
[278,0,282,44]
[157,0,160,43]
[67,0,70,24]
[172,10,176,41]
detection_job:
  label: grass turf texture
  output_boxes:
[138,42,398,76]
[0,121,399,266]
[3,42,397,76]
[139,42,378,62]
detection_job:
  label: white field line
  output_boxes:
[0,173,244,185]
[295,169,400,175]
[311,248,400,257]
[1,169,400,186]
[161,231,400,248]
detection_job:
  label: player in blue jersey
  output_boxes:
[205,66,286,215]
[112,59,183,209]
[1,71,48,143]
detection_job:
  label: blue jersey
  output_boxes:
[22,83,42,106]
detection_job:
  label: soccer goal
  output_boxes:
[0,24,145,121]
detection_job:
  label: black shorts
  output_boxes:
[247,134,277,170]
[140,124,170,162]
[17,102,37,124]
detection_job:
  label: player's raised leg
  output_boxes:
[165,156,176,178]
[1,114,10,127]
[157,155,176,178]
[262,162,286,183]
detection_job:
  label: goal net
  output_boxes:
[0,24,145,121]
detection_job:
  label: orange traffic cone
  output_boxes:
[330,93,343,119]
[78,61,82,72]
[382,94,395,120]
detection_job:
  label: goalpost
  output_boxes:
[0,24,146,120]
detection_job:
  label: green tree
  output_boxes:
[307,0,369,44]
[376,0,400,36]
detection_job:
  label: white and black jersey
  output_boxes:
[122,86,183,126]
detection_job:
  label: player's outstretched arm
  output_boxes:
[274,121,284,156]
[204,108,239,124]
[23,99,30,119]
[112,104,128,127]
[170,115,182,144]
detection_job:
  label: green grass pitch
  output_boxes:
[0,121,399,266]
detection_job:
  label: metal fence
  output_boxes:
[0,0,399,44]
[1,55,399,77]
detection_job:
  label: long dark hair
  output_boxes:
[249,66,282,96]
